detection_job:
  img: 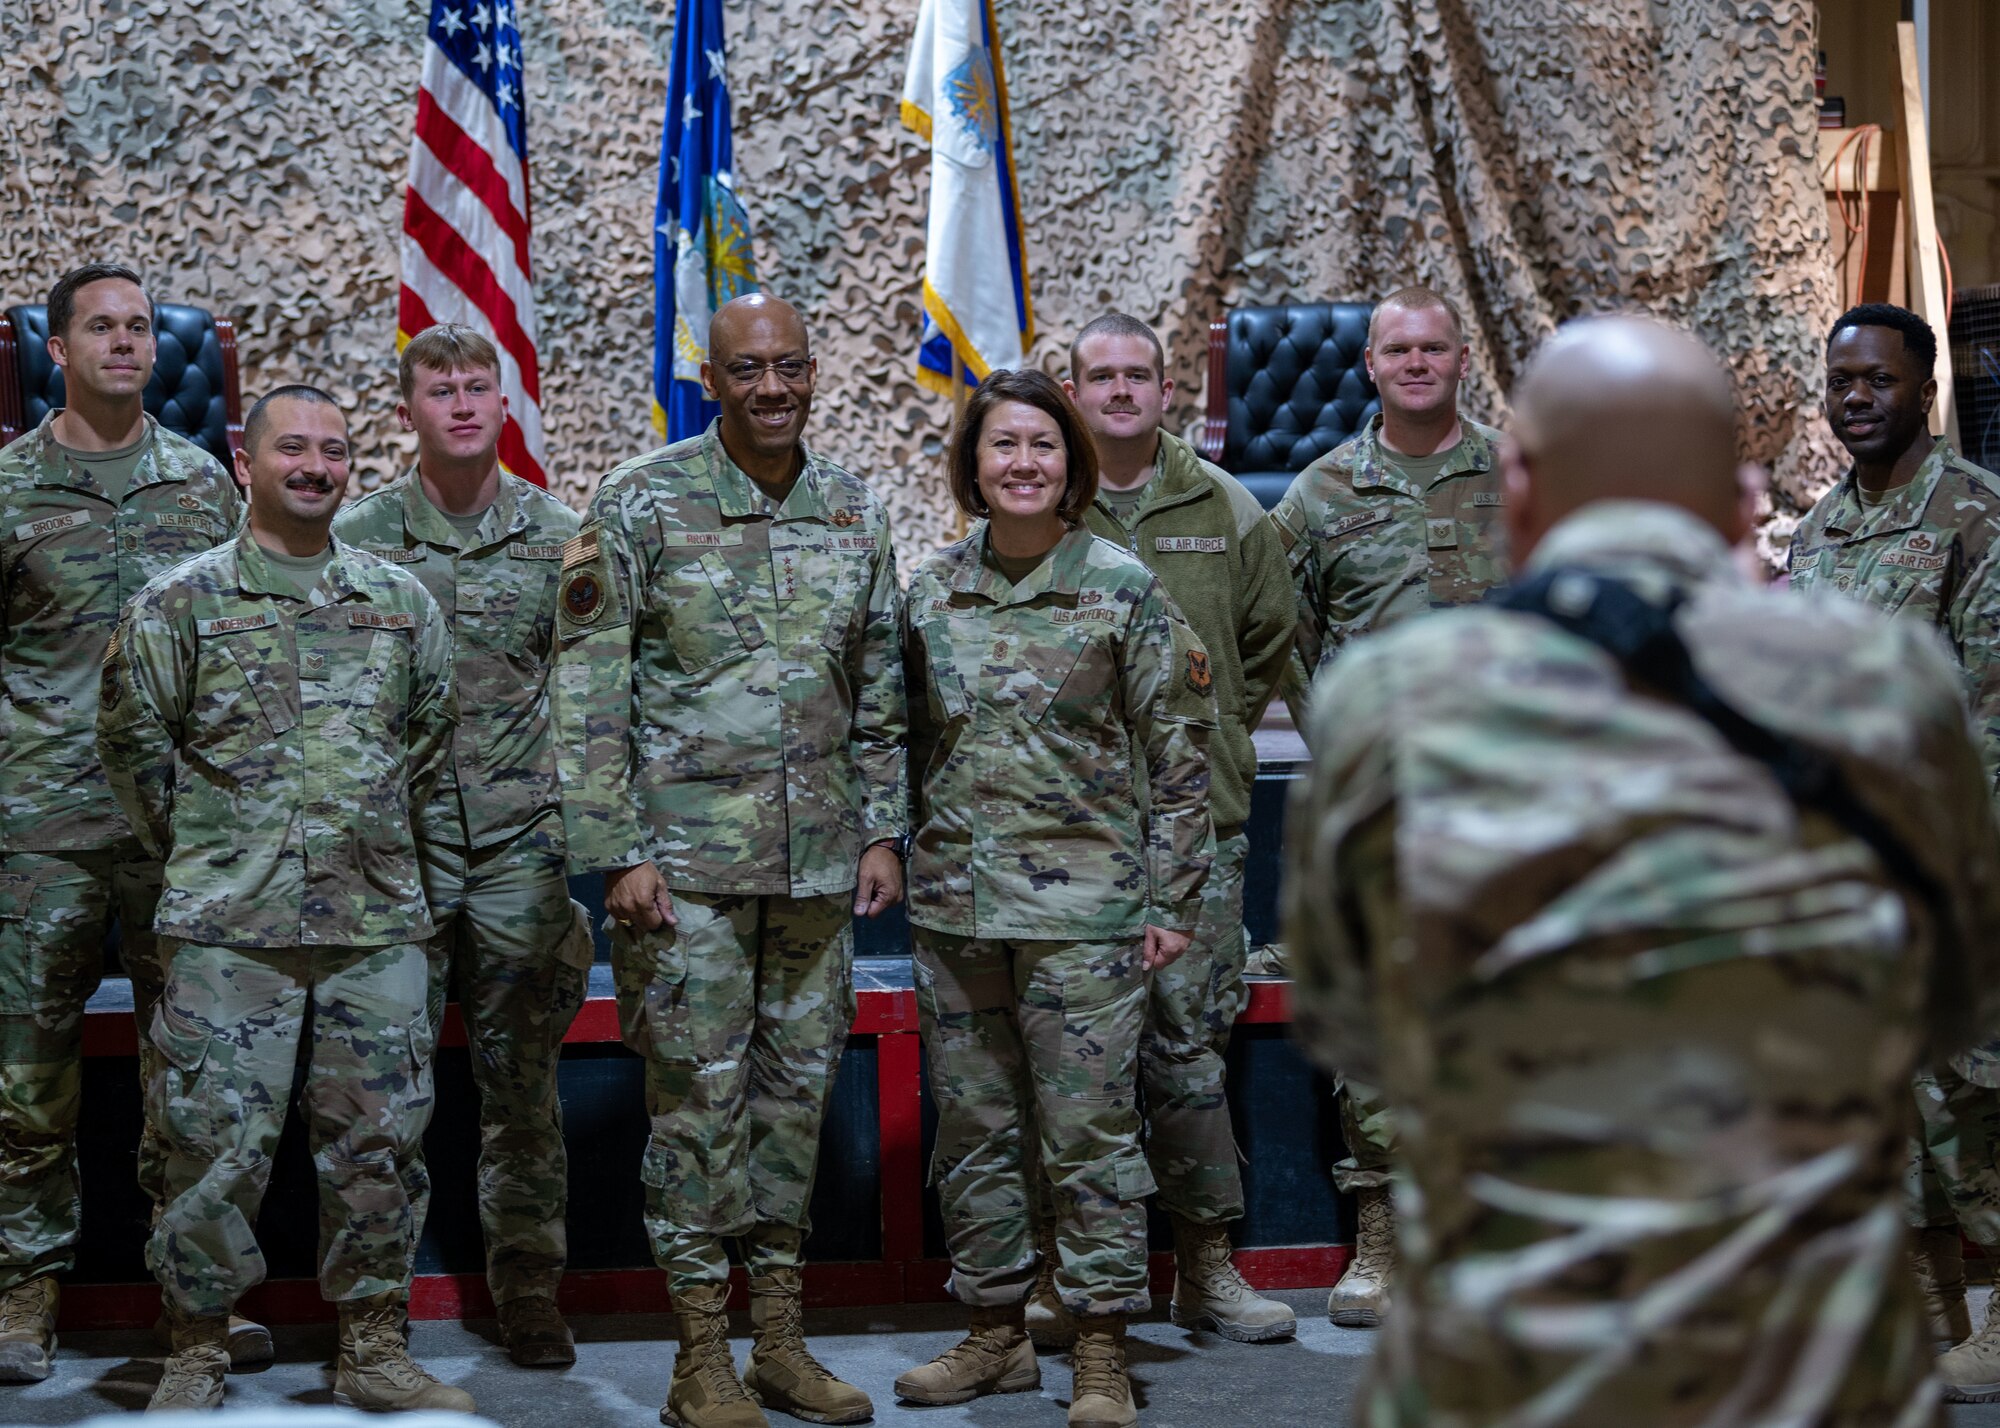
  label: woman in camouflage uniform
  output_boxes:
[893,370,1217,1428]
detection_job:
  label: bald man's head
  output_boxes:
[1503,316,1748,561]
[702,294,818,471]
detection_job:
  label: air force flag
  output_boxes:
[655,0,757,439]
[901,0,1034,393]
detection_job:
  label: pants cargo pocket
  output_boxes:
[613,924,689,1058]
[555,899,597,971]
[1047,950,1146,1103]
[148,1004,217,1158]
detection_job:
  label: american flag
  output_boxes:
[399,0,547,486]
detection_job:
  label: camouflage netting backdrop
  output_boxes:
[2,0,1841,558]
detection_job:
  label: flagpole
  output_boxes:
[952,348,970,539]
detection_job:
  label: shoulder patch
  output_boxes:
[561,567,605,624]
[350,609,416,631]
[1186,648,1213,696]
[562,531,599,569]
[103,627,121,666]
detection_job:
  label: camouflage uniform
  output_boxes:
[1287,500,2000,1426]
[1270,413,1506,1193]
[553,422,906,1292]
[0,413,241,1294]
[96,530,456,1315]
[1790,440,2000,1250]
[334,473,591,1308]
[903,524,1216,1316]
[1081,433,1293,1221]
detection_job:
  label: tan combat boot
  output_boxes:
[499,1293,576,1368]
[150,1310,275,1370]
[0,1277,57,1383]
[893,1302,1040,1406]
[1914,1226,1973,1344]
[333,1302,477,1414]
[1327,1185,1395,1328]
[1068,1316,1138,1428]
[741,1268,870,1425]
[148,1310,229,1412]
[1168,1215,1297,1343]
[1025,1223,1078,1350]
[665,1282,767,1428]
[1939,1293,2000,1402]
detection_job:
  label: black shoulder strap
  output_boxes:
[1497,568,1947,913]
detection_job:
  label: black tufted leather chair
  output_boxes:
[0,303,244,468]
[1201,302,1380,510]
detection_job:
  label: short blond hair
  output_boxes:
[1368,285,1466,349]
[399,323,502,400]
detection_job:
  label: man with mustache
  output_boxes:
[0,262,248,1382]
[555,294,906,1428]
[1269,284,1505,1329]
[97,386,466,1413]
[1789,302,2000,1404]
[1038,313,1296,1348]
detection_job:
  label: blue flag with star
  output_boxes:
[654,0,757,440]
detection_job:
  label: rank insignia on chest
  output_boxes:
[1186,649,1212,696]
[177,492,202,511]
[562,569,604,623]
[831,508,861,528]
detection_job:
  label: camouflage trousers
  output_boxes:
[613,890,854,1294]
[420,820,591,1306]
[1909,1063,2000,1244]
[1140,830,1250,1223]
[0,844,164,1292]
[1335,1077,1397,1194]
[913,928,1155,1318]
[146,938,436,1316]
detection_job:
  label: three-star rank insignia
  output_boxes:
[831,508,861,528]
[562,569,604,624]
[1185,649,1213,696]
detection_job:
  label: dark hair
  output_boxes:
[1368,284,1467,348]
[243,384,345,454]
[1828,303,1937,380]
[1068,313,1165,382]
[48,262,148,338]
[947,369,1099,525]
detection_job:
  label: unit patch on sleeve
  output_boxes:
[1186,649,1213,695]
[562,569,604,623]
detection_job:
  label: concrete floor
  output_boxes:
[9,1287,2000,1427]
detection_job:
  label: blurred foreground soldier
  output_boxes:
[1269,285,1504,1327]
[555,294,905,1428]
[334,325,588,1368]
[0,262,249,1381]
[1790,302,2000,1400]
[894,369,1215,1428]
[97,388,469,1414]
[1286,315,2000,1426]
[1045,314,1295,1347]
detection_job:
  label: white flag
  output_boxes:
[901,0,1034,391]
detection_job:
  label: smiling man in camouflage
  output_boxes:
[0,263,247,1382]
[1789,302,2000,1404]
[1269,284,1506,1329]
[556,293,906,1428]
[98,387,467,1414]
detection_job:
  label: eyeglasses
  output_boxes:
[722,358,812,386]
